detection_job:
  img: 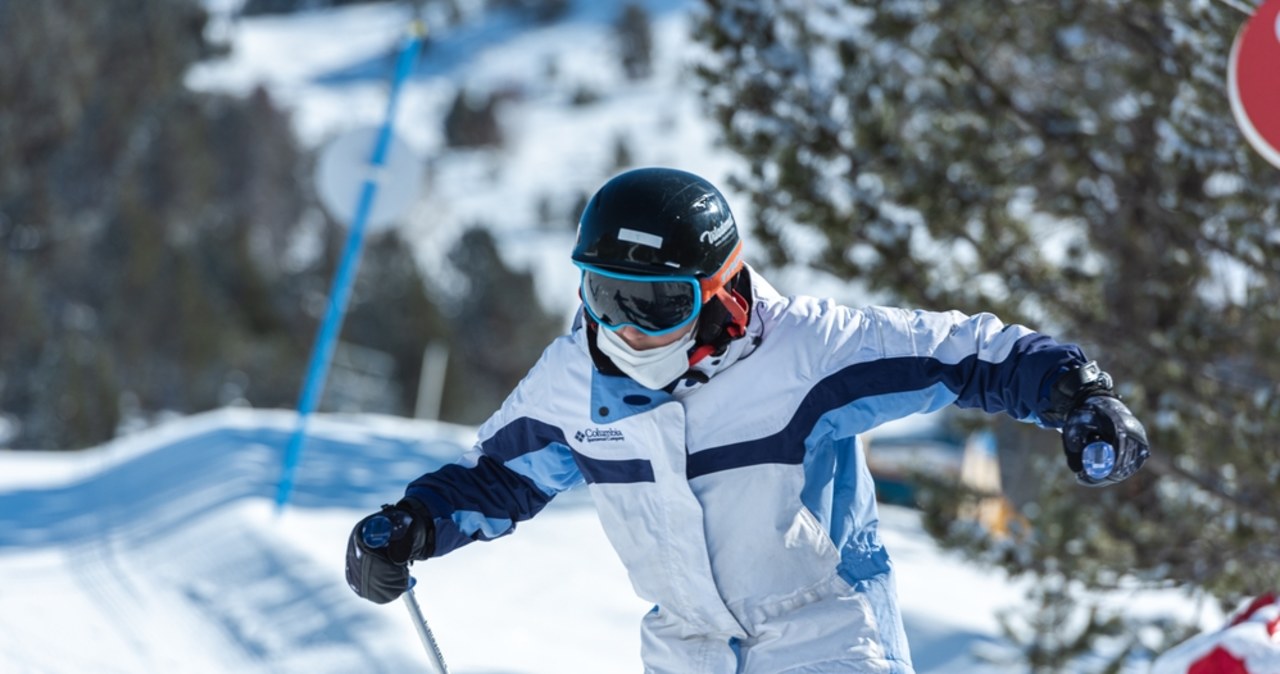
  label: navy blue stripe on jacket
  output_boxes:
[686,333,1084,479]
[406,416,655,555]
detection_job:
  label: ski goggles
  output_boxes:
[575,263,702,336]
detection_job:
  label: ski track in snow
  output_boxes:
[0,411,472,673]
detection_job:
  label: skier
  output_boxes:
[345,167,1151,673]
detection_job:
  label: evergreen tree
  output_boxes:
[443,88,505,148]
[342,231,452,415]
[444,227,564,424]
[695,0,1280,668]
[616,3,655,81]
[486,0,570,25]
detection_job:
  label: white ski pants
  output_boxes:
[640,574,915,674]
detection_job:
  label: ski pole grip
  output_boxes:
[361,514,394,549]
[1081,440,1117,481]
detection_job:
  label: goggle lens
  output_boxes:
[577,265,700,335]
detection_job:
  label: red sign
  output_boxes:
[1228,0,1280,169]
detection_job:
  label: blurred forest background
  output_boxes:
[2,0,1278,670]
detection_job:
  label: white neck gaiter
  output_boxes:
[596,325,696,390]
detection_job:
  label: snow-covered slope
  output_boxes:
[0,407,1039,673]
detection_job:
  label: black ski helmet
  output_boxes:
[572,167,741,278]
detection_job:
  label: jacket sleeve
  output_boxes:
[812,304,1090,430]
[402,343,586,558]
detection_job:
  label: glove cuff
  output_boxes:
[1042,360,1115,427]
[394,497,437,561]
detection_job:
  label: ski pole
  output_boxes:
[403,577,450,674]
[362,514,450,673]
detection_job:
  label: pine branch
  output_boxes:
[1145,452,1280,527]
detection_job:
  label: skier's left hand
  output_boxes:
[345,499,434,604]
[1061,396,1150,487]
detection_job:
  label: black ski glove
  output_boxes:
[1043,361,1150,486]
[345,498,435,604]
[1062,395,1150,487]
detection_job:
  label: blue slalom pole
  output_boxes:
[275,22,427,513]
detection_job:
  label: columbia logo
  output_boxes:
[575,428,625,443]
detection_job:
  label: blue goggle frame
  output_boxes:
[575,262,702,337]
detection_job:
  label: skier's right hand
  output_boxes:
[345,499,435,604]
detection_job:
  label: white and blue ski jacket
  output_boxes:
[403,270,1087,673]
